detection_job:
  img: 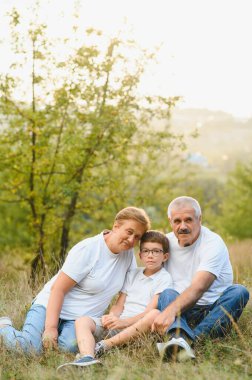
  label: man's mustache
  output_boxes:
[178,229,190,234]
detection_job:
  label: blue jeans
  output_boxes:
[0,304,78,354]
[158,285,250,341]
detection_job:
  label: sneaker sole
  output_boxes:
[0,317,12,327]
[57,360,102,371]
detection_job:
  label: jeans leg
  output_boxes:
[158,288,179,311]
[158,288,196,341]
[58,319,78,353]
[184,304,212,330]
[194,284,250,339]
[0,304,46,354]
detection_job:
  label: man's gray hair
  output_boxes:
[167,196,202,218]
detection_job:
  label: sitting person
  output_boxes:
[0,207,150,355]
[152,196,250,361]
[57,230,172,369]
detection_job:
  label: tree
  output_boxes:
[0,8,182,280]
[219,162,252,239]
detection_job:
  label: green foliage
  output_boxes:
[0,6,183,276]
[219,162,252,239]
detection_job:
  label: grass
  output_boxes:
[0,241,252,380]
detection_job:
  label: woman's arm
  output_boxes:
[42,271,77,349]
[103,294,159,330]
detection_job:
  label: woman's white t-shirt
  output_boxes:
[34,232,136,319]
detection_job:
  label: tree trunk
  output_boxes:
[30,214,46,284]
[59,191,79,262]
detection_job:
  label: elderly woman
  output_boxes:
[0,207,150,354]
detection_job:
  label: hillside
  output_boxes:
[171,108,252,176]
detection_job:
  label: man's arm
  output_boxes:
[152,271,215,334]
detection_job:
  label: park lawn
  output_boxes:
[0,240,252,380]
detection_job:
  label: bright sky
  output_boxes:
[1,0,252,119]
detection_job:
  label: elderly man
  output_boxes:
[153,196,249,361]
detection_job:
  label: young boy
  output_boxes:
[57,230,172,370]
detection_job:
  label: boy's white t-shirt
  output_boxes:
[34,232,136,320]
[164,226,233,305]
[119,267,173,319]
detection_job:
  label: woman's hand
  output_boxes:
[42,327,58,350]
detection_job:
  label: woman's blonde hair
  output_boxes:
[115,207,151,231]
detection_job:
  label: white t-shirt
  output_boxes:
[164,226,233,305]
[120,267,173,318]
[34,232,136,320]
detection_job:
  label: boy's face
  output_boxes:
[139,242,168,273]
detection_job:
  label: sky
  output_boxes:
[1,0,252,119]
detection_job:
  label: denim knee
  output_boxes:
[224,284,250,306]
[234,284,249,305]
[58,320,78,353]
[158,288,179,311]
[58,336,78,353]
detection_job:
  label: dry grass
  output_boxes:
[0,241,252,380]
[229,240,252,289]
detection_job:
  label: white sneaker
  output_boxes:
[157,337,195,362]
[0,317,12,327]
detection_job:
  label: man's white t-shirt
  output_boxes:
[164,226,233,305]
[120,267,173,318]
[34,232,136,320]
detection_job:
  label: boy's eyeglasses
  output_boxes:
[140,249,164,257]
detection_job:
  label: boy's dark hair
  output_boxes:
[140,230,169,253]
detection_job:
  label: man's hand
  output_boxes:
[151,310,176,335]
[42,327,58,350]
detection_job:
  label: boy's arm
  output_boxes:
[109,293,127,316]
[101,293,126,328]
[104,294,159,330]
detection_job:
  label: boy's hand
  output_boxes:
[42,327,58,350]
[104,315,128,330]
[101,313,110,328]
[102,315,127,330]
[101,313,118,328]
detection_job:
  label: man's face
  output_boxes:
[169,207,201,247]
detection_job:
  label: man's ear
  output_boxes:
[168,217,172,228]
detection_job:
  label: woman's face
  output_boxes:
[108,220,146,253]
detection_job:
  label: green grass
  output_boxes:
[0,242,252,380]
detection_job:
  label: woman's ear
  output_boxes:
[112,221,120,231]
